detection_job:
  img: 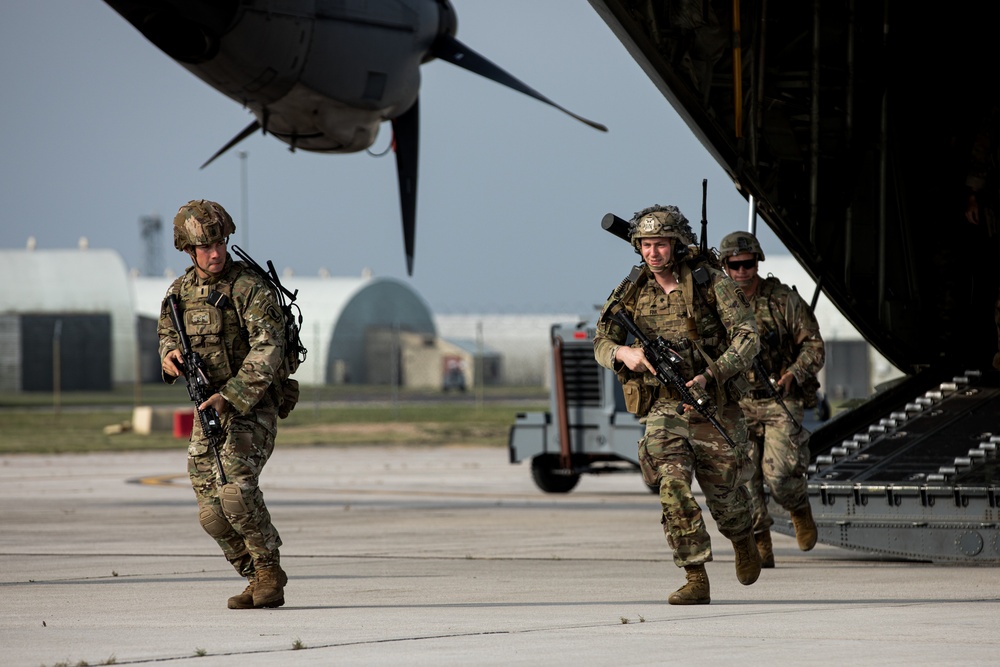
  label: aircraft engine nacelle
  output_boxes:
[261,83,387,153]
[107,0,454,153]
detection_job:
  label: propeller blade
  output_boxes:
[430,34,607,133]
[391,99,420,275]
[200,119,261,169]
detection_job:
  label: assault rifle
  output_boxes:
[603,300,738,449]
[751,357,803,434]
[166,294,228,485]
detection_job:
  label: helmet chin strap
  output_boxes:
[187,248,223,281]
[187,249,207,276]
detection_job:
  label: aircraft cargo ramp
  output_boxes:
[770,369,1000,564]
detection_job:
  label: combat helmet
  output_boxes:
[173,200,236,251]
[628,205,697,253]
[719,231,765,261]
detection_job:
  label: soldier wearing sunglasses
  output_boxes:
[720,231,825,568]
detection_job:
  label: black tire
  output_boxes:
[530,455,580,493]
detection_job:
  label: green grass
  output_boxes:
[0,385,548,454]
[0,383,546,408]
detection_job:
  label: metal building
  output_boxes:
[132,272,438,387]
[0,246,136,389]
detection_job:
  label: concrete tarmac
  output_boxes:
[2,445,997,666]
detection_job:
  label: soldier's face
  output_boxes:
[192,240,228,277]
[725,252,758,286]
[640,237,673,273]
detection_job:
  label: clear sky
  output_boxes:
[0,1,787,316]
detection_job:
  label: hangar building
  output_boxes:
[0,244,135,391]
[132,273,444,388]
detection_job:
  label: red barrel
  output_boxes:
[173,409,194,438]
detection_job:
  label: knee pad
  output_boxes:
[198,506,231,538]
[220,482,249,516]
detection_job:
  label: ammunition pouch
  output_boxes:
[622,376,656,417]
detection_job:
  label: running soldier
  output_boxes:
[159,200,288,609]
[594,205,761,605]
[720,231,824,567]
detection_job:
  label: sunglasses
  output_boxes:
[725,259,757,271]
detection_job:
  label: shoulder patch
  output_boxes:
[265,304,282,323]
[736,287,752,309]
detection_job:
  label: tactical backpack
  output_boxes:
[232,245,307,418]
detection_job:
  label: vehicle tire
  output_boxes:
[530,455,580,493]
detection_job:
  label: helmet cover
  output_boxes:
[628,205,697,252]
[172,200,235,251]
[719,230,765,261]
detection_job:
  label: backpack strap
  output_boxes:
[681,257,727,406]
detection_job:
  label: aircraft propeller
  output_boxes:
[109,0,606,275]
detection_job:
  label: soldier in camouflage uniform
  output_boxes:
[594,205,761,605]
[720,231,824,567]
[158,200,288,609]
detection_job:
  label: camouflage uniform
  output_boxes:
[159,256,286,578]
[158,200,288,608]
[740,277,824,534]
[594,261,759,568]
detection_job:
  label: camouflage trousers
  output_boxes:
[638,398,754,568]
[187,404,282,577]
[739,396,811,534]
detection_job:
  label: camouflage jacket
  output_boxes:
[748,276,825,393]
[158,256,285,415]
[594,259,759,399]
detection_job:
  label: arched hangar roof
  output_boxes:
[0,248,136,384]
[132,272,435,385]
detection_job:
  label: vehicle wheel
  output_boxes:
[530,455,580,493]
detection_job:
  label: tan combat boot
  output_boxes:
[755,530,775,569]
[228,576,256,609]
[732,533,762,585]
[252,564,287,608]
[668,564,710,605]
[790,503,818,551]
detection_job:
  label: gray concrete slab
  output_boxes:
[2,445,998,666]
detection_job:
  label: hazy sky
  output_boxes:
[1,1,787,316]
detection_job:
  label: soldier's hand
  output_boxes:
[777,372,796,395]
[966,191,980,225]
[680,373,711,413]
[199,393,228,415]
[162,349,185,378]
[618,346,656,375]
